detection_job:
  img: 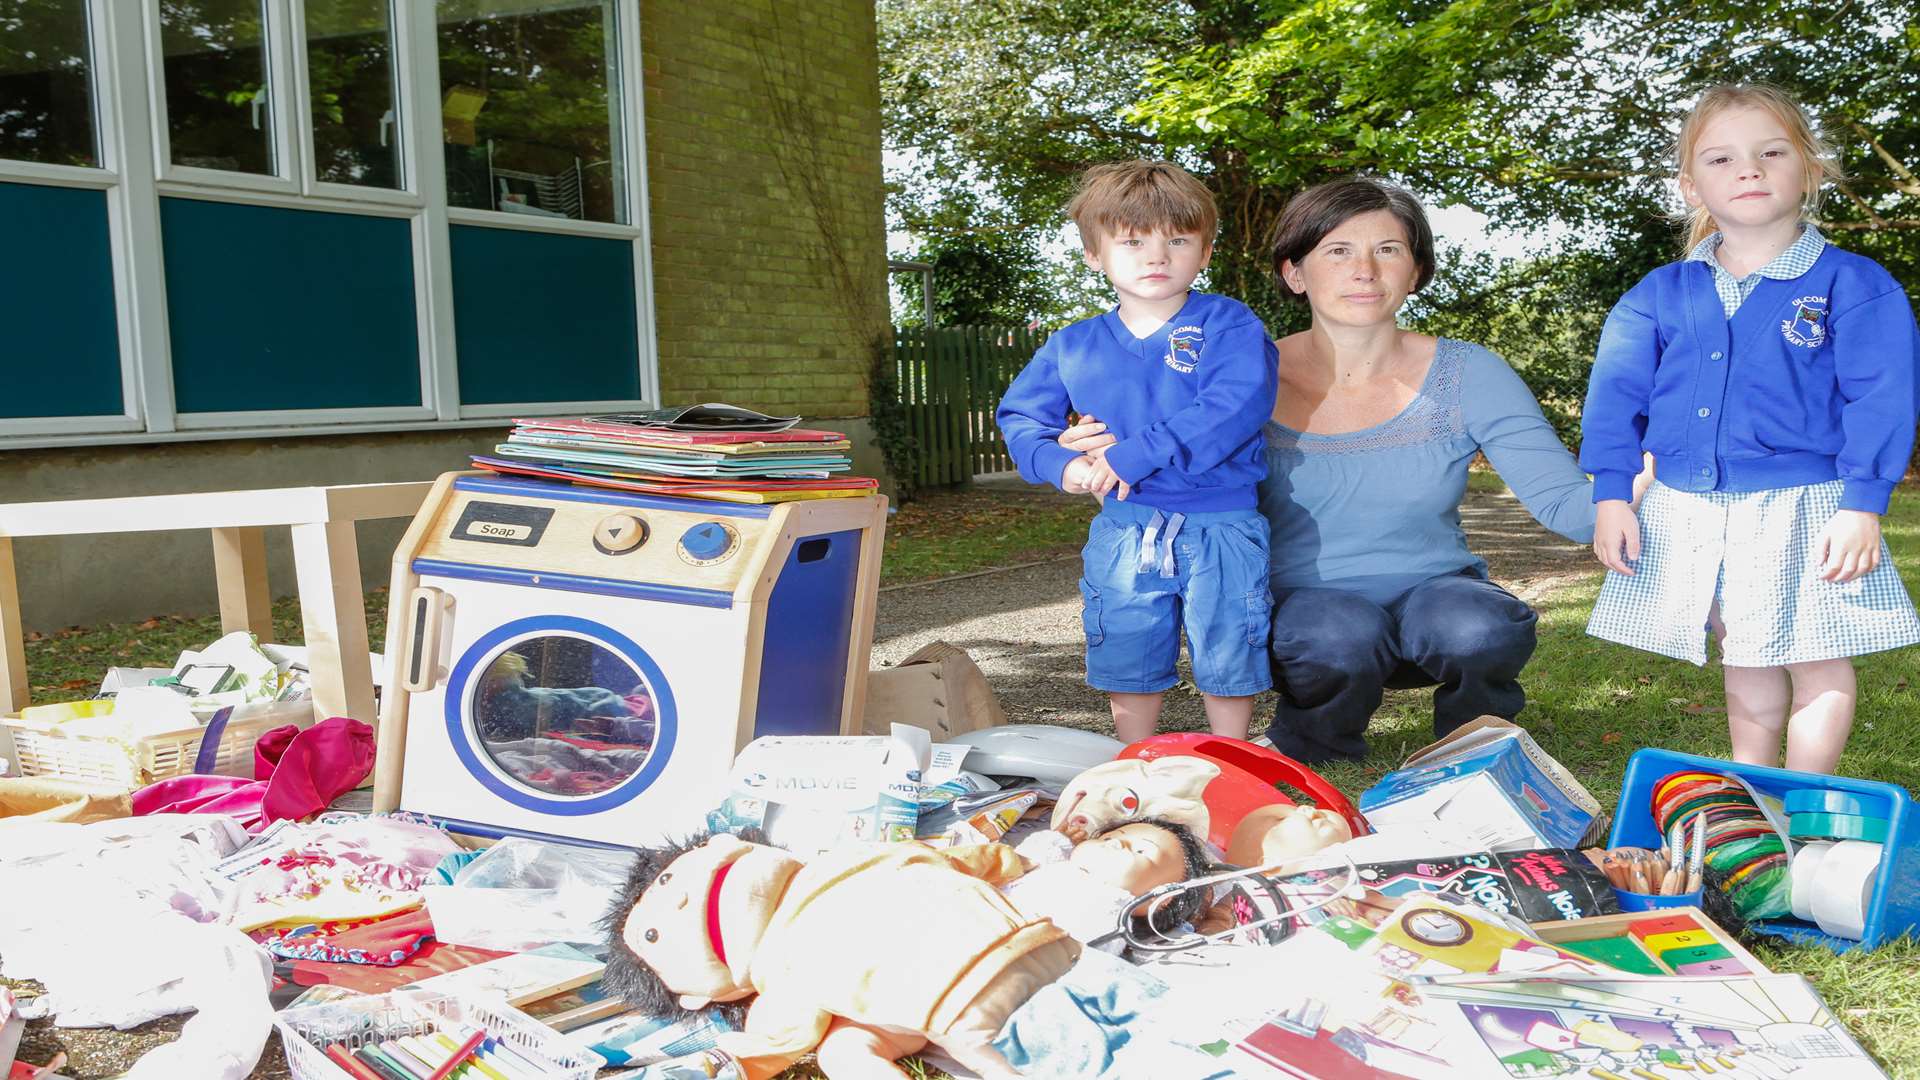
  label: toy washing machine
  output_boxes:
[372,473,887,846]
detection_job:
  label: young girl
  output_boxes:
[1580,84,1920,775]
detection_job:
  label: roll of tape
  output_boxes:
[1788,810,1889,843]
[1784,789,1881,817]
[1790,841,1834,921]
[1810,840,1882,941]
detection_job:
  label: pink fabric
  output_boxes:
[256,717,375,822]
[130,775,267,829]
[133,717,376,832]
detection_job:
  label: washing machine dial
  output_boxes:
[677,520,739,565]
[592,513,648,555]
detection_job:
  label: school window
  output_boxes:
[0,0,101,167]
[0,0,657,446]
[306,0,403,189]
[437,0,627,225]
[156,0,277,177]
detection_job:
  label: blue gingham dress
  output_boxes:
[1586,228,1920,667]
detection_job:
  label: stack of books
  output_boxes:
[471,414,879,504]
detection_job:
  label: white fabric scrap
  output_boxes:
[0,814,274,1080]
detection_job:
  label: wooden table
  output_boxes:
[0,482,431,725]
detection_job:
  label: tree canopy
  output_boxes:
[881,0,1920,330]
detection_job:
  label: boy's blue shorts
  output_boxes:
[1079,499,1273,697]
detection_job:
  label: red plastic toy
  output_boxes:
[1118,733,1369,850]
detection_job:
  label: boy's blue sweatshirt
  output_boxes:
[995,292,1278,512]
[1580,245,1919,515]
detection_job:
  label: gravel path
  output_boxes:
[873,484,1595,735]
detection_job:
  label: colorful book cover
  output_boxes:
[505,432,851,459]
[471,457,878,502]
[491,443,848,477]
[1418,973,1887,1078]
[514,416,847,445]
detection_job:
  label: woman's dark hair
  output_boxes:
[1267,176,1436,303]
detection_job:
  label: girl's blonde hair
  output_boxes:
[1674,83,1844,251]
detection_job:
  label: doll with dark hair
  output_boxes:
[1004,816,1212,947]
[599,830,1081,1079]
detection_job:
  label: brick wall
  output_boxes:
[641,2,887,419]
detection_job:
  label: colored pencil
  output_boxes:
[354,1044,419,1080]
[392,1036,447,1077]
[1687,812,1707,893]
[479,1034,548,1080]
[431,1033,511,1080]
[326,1044,387,1080]
[425,1028,488,1080]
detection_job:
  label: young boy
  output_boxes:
[996,160,1278,742]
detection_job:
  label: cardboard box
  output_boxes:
[710,725,972,854]
[862,641,1006,741]
[1359,717,1606,852]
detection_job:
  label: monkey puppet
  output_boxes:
[602,831,1083,1080]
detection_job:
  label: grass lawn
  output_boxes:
[9,481,1919,1075]
[1307,484,1920,1072]
[881,484,1095,584]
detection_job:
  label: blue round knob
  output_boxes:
[679,522,734,561]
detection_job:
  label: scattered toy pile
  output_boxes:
[0,712,1911,1079]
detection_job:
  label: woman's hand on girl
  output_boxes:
[1630,452,1657,509]
[1594,500,1641,575]
[1057,414,1117,454]
[1816,510,1882,583]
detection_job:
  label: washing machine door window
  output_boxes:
[467,634,658,798]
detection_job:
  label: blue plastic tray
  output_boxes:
[1610,748,1920,952]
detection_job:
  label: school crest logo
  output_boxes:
[1781,295,1828,348]
[1165,325,1205,373]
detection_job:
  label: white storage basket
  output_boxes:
[4,699,314,787]
[276,988,604,1080]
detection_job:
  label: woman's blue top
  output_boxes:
[1259,338,1597,607]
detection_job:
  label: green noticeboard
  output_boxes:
[449,223,641,405]
[161,197,422,414]
[0,181,124,419]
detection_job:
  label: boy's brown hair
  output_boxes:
[1067,160,1218,251]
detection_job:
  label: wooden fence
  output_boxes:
[892,324,1044,488]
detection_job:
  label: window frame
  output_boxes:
[144,0,303,197]
[0,0,659,450]
[288,0,420,207]
[0,0,146,440]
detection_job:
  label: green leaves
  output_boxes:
[882,0,1920,331]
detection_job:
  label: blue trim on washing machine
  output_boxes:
[754,528,861,738]
[443,615,680,816]
[454,475,775,518]
[430,814,642,851]
[413,558,733,609]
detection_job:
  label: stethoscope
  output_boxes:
[1088,848,1368,953]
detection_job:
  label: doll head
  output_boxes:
[601,828,798,1021]
[1225,804,1354,868]
[1075,816,1212,935]
[1052,756,1219,838]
